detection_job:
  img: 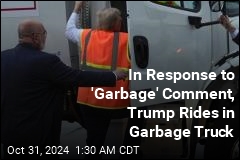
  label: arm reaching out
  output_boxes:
[219,15,236,33]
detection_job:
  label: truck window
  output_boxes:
[152,1,200,12]
[225,1,239,17]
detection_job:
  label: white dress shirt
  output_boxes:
[65,12,83,45]
[231,28,239,39]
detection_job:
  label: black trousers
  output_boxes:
[76,104,146,159]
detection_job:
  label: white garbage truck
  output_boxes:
[1,1,239,159]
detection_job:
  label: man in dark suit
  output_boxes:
[219,15,239,45]
[1,19,127,159]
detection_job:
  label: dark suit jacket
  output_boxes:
[233,33,239,45]
[1,43,116,146]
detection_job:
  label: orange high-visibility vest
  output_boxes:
[77,29,131,109]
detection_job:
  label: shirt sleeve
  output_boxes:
[231,28,239,39]
[65,12,83,46]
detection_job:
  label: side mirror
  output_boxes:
[209,1,224,12]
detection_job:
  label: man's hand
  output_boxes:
[74,1,84,13]
[219,15,236,33]
[113,70,128,81]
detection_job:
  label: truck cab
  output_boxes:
[124,1,239,159]
[126,1,238,106]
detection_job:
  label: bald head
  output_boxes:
[18,19,47,50]
[18,19,43,38]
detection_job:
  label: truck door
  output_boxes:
[127,1,212,107]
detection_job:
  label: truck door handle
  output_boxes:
[188,16,220,29]
[133,36,149,69]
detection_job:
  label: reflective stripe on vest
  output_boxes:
[77,29,130,109]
